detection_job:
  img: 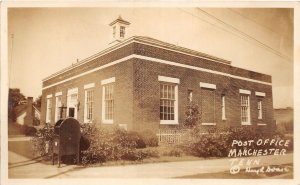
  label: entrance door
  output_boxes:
[67,89,78,119]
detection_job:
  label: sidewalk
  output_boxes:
[8,149,293,178]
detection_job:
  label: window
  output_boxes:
[120,26,125,38]
[102,77,115,124]
[188,90,193,102]
[84,89,94,123]
[113,26,116,38]
[46,95,52,123]
[258,100,262,119]
[158,76,179,124]
[55,95,62,122]
[160,84,176,121]
[200,82,216,125]
[241,94,250,125]
[222,95,226,120]
[255,91,265,120]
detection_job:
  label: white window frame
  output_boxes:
[54,92,62,122]
[67,88,78,119]
[258,100,262,120]
[240,89,251,125]
[158,76,179,125]
[200,83,216,125]
[101,77,115,124]
[84,84,94,123]
[46,94,52,123]
[222,95,226,120]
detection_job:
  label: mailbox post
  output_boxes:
[52,118,81,167]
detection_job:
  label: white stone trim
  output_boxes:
[42,36,231,82]
[101,77,115,85]
[257,123,267,126]
[158,76,180,84]
[200,82,216,89]
[67,87,78,95]
[255,91,266,97]
[46,94,53,98]
[55,92,62,96]
[43,54,272,90]
[84,83,95,89]
[202,123,216,126]
[239,89,251,95]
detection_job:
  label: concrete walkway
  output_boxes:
[8,149,293,178]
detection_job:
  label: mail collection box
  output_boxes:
[52,118,81,167]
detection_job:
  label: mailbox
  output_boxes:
[52,118,81,167]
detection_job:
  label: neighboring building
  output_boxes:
[41,16,274,133]
[14,97,41,126]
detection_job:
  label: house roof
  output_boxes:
[109,16,130,26]
[43,36,232,82]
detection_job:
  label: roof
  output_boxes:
[43,36,232,82]
[109,16,130,26]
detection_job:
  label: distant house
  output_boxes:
[14,97,40,126]
[41,16,274,133]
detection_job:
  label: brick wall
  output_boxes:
[41,60,134,128]
[132,58,274,131]
[41,38,274,131]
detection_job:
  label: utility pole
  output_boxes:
[9,33,14,86]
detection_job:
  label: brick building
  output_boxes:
[41,16,274,133]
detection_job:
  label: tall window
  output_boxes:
[160,83,176,121]
[222,95,226,120]
[113,26,116,38]
[84,89,94,123]
[158,76,179,124]
[188,90,193,103]
[258,100,262,119]
[103,84,114,122]
[120,26,125,38]
[55,95,62,122]
[241,95,250,125]
[102,77,115,124]
[46,97,52,123]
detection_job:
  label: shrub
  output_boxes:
[139,130,159,147]
[181,126,293,158]
[81,126,157,165]
[162,147,184,157]
[127,131,146,149]
[184,102,200,128]
[31,124,54,158]
[25,126,37,136]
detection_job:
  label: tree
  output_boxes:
[34,95,42,108]
[8,88,26,121]
[184,102,201,128]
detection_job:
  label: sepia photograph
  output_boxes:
[1,2,298,185]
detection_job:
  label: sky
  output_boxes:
[7,8,293,108]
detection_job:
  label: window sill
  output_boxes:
[102,120,113,124]
[160,120,178,125]
[241,122,251,125]
[202,123,216,126]
[257,123,267,126]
